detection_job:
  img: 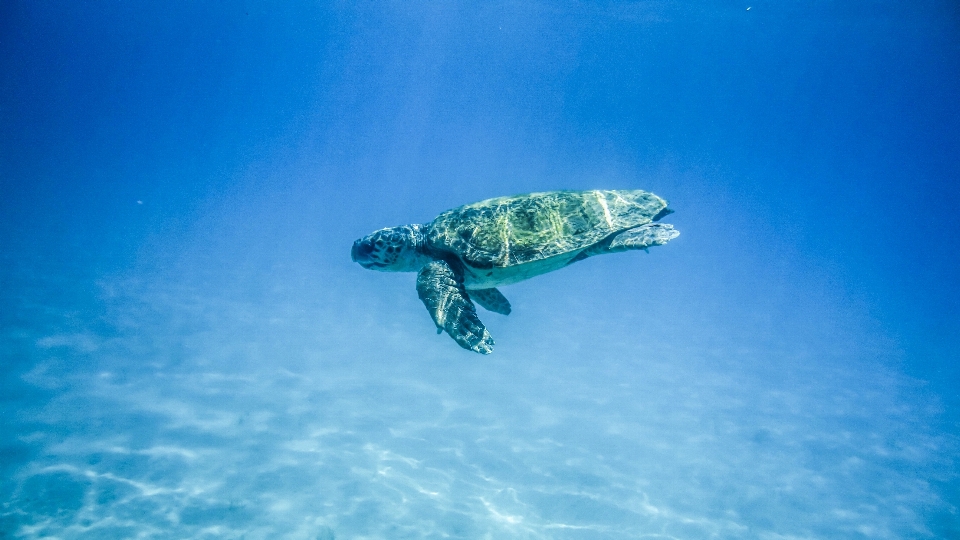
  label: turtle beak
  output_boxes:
[351,238,375,267]
[351,239,360,262]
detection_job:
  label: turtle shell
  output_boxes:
[426,189,669,269]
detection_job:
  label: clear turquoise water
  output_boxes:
[2,1,958,538]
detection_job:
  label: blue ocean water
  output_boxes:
[2,1,959,538]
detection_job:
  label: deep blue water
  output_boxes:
[2,1,959,538]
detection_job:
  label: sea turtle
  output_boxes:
[351,189,679,354]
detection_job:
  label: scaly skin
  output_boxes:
[416,260,494,354]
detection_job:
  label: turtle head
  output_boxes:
[351,224,431,272]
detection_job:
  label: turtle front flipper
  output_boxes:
[416,260,495,354]
[468,288,512,315]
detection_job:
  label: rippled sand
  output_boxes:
[2,273,955,539]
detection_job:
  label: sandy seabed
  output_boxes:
[1,274,956,540]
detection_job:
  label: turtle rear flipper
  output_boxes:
[417,260,495,354]
[468,288,511,315]
[568,223,679,264]
[607,223,679,253]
